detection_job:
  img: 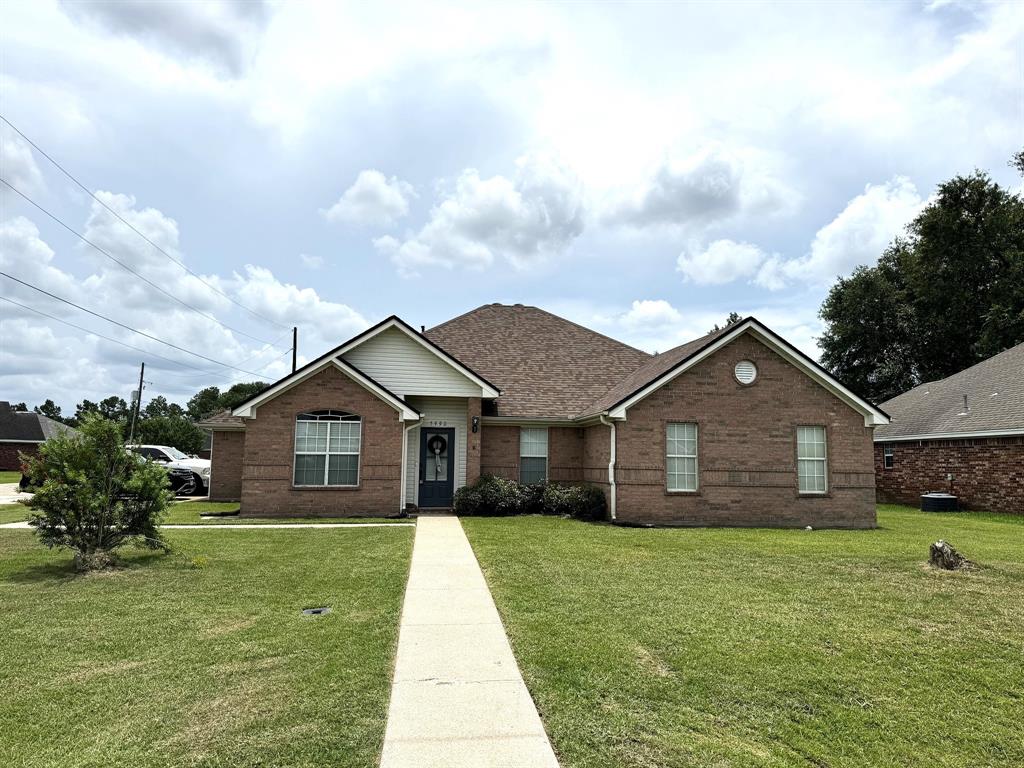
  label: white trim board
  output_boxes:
[875,428,1024,442]
[607,319,890,428]
[232,357,419,421]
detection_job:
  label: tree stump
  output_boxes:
[929,540,972,571]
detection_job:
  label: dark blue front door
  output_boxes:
[419,428,455,508]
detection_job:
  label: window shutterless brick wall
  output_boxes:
[208,430,244,501]
[479,425,585,484]
[613,333,877,528]
[875,438,1024,514]
[0,442,37,472]
[239,366,404,517]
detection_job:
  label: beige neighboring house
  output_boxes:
[199,304,889,527]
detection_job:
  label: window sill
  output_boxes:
[290,484,362,492]
[665,489,700,496]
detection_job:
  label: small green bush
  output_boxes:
[453,475,607,520]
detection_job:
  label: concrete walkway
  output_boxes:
[381,516,559,768]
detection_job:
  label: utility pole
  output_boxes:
[292,326,297,373]
[128,362,145,444]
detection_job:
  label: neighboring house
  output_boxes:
[0,401,76,471]
[874,342,1023,514]
[198,304,889,527]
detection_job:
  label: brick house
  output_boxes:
[199,304,889,527]
[0,401,76,472]
[874,342,1023,514]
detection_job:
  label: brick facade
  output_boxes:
[479,424,584,484]
[875,437,1024,514]
[613,334,877,528]
[209,431,244,501]
[239,366,404,517]
[0,442,37,472]
[466,398,482,485]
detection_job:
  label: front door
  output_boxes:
[419,427,455,508]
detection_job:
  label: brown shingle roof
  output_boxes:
[875,341,1024,438]
[425,304,652,418]
[197,409,246,430]
[578,323,737,417]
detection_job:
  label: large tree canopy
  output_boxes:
[819,165,1024,403]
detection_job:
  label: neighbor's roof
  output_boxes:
[0,403,76,442]
[425,304,652,419]
[196,409,246,430]
[875,341,1024,440]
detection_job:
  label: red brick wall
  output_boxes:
[479,425,584,483]
[209,430,244,501]
[0,442,37,472]
[582,424,611,488]
[466,398,482,485]
[239,366,404,517]
[614,333,877,528]
[875,438,1024,514]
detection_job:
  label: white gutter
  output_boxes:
[399,419,421,512]
[874,428,1024,442]
[599,414,617,521]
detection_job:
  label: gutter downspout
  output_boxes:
[599,414,617,521]
[399,418,421,513]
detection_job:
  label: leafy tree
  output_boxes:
[136,415,205,454]
[24,414,171,571]
[217,381,267,411]
[820,165,1024,402]
[72,399,100,426]
[142,395,185,420]
[1011,149,1024,176]
[11,402,28,411]
[98,395,130,422]
[709,312,743,333]
[34,399,67,425]
[187,386,221,420]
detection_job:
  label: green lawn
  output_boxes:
[0,470,22,484]
[0,526,414,767]
[163,500,411,525]
[0,503,29,524]
[464,506,1024,768]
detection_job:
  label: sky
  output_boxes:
[1,0,1021,412]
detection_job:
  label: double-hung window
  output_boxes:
[796,426,827,493]
[883,444,894,469]
[294,410,361,487]
[519,427,548,484]
[666,422,698,492]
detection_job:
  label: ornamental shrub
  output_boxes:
[542,483,608,520]
[24,414,173,571]
[453,475,607,520]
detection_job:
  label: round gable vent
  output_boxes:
[735,360,757,384]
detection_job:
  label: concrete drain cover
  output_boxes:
[302,607,331,616]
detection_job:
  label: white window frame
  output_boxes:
[883,444,894,470]
[519,427,549,484]
[293,410,362,488]
[796,425,828,494]
[666,422,698,492]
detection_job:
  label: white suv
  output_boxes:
[130,445,211,496]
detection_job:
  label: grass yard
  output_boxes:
[0,525,414,767]
[0,503,30,524]
[0,470,22,484]
[163,500,411,525]
[463,505,1024,768]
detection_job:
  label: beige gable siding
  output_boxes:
[405,396,468,505]
[342,327,482,398]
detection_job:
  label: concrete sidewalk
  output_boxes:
[380,515,559,768]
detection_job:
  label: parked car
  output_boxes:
[129,444,211,496]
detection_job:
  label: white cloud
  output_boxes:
[1,194,368,410]
[755,176,926,290]
[605,144,798,231]
[57,0,272,77]
[322,170,417,226]
[619,299,683,331]
[300,253,324,269]
[0,128,45,197]
[677,239,769,285]
[376,154,585,276]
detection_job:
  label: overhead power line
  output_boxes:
[1,271,268,377]
[151,329,294,381]
[0,114,290,332]
[0,177,278,347]
[1,295,219,374]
